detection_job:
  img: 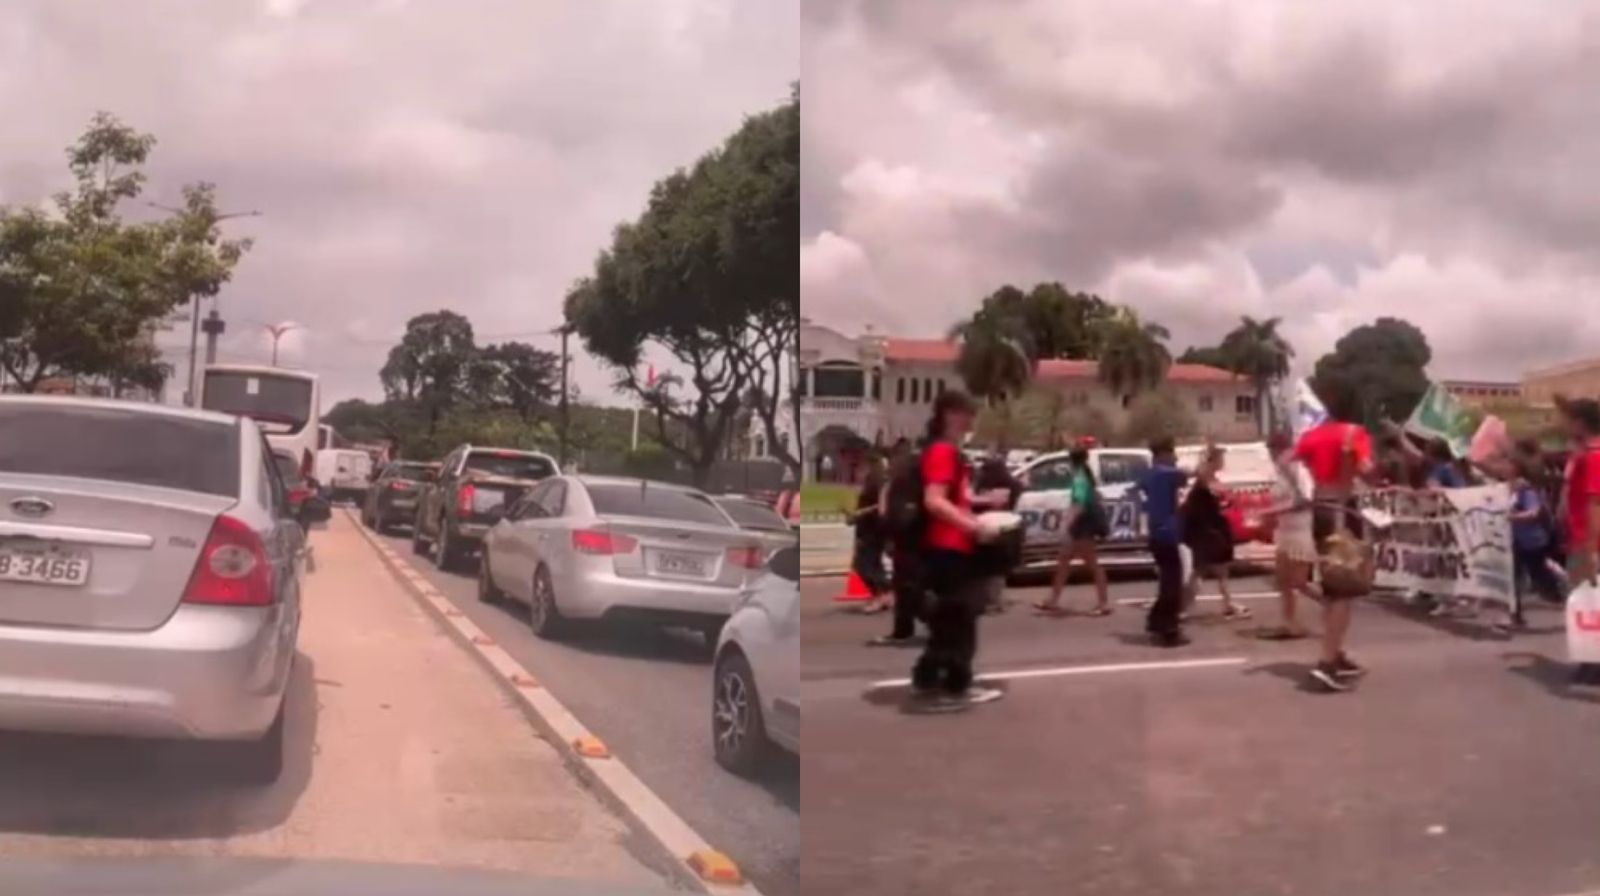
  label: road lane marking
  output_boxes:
[865,656,1248,691]
[343,509,764,895]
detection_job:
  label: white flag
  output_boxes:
[1294,379,1328,435]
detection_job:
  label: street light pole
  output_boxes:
[164,205,261,406]
[263,322,300,367]
[557,324,571,468]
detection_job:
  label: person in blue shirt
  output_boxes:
[1135,437,1190,647]
[1510,464,1561,620]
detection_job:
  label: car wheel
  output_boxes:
[478,548,504,604]
[230,700,286,786]
[529,566,565,640]
[432,523,456,570]
[712,650,767,776]
[410,513,430,555]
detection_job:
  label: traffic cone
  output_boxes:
[833,569,873,603]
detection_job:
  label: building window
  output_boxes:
[909,378,919,403]
[937,379,946,397]
[1236,394,1257,416]
[871,370,881,401]
[812,362,866,398]
[924,378,933,402]
[1199,394,1214,413]
[896,378,906,404]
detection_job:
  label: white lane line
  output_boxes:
[866,656,1248,691]
[1116,590,1279,605]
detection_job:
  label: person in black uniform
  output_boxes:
[868,439,923,645]
[842,452,891,614]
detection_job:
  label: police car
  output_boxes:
[1012,447,1154,569]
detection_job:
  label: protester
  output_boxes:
[867,438,922,647]
[1035,443,1112,616]
[1181,440,1250,621]
[909,390,1004,706]
[1135,437,1190,647]
[1557,396,1600,589]
[972,451,1024,615]
[841,452,891,615]
[1293,404,1378,691]
[1260,430,1315,640]
[1509,462,1560,623]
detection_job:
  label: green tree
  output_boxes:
[1310,317,1431,428]
[950,310,1034,449]
[1094,309,1172,398]
[379,310,477,436]
[481,341,560,422]
[1021,282,1115,360]
[1177,345,1231,367]
[566,92,798,487]
[1217,315,1294,435]
[0,114,249,392]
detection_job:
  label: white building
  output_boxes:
[798,320,1261,481]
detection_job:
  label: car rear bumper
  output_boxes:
[375,494,418,519]
[0,604,291,741]
[556,568,743,625]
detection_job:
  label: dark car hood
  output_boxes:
[0,856,680,896]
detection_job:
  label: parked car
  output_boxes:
[477,476,765,643]
[1013,447,1153,568]
[0,396,331,783]
[361,460,439,533]
[713,495,798,559]
[412,445,560,571]
[713,544,799,774]
[314,448,374,504]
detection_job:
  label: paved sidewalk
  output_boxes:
[0,515,664,889]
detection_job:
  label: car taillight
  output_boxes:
[572,529,637,555]
[182,515,274,607]
[390,481,412,491]
[457,483,476,515]
[726,545,764,569]
[287,487,311,507]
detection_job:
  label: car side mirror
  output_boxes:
[298,495,332,526]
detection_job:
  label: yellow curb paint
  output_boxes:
[573,735,611,758]
[687,850,744,886]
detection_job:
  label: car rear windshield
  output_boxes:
[201,371,313,434]
[717,499,789,531]
[0,405,240,497]
[463,450,555,480]
[387,462,432,480]
[587,483,731,527]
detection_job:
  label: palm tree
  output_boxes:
[1218,315,1294,435]
[1094,308,1171,399]
[950,312,1034,449]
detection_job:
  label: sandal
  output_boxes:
[1223,605,1253,620]
[1032,601,1067,615]
[858,601,889,615]
[1083,605,1113,617]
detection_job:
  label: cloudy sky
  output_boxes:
[0,0,796,406]
[802,0,1600,381]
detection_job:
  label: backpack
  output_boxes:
[883,449,927,547]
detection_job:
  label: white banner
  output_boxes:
[1359,485,1514,606]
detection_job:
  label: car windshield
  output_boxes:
[587,482,732,527]
[0,404,240,497]
[386,462,433,480]
[463,451,556,480]
[716,498,789,531]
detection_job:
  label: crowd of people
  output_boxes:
[840,385,1600,705]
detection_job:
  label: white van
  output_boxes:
[315,448,374,504]
[1013,447,1154,568]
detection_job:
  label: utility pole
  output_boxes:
[557,324,571,468]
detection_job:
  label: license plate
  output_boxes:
[392,498,415,509]
[654,551,708,578]
[0,547,90,587]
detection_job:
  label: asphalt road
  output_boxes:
[0,515,663,891]
[803,570,1600,896]
[374,525,801,896]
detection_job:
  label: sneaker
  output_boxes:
[957,686,1005,705]
[866,634,916,647]
[1310,662,1350,691]
[1334,654,1366,678]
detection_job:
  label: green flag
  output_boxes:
[1405,384,1473,457]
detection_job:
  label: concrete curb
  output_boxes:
[345,510,762,895]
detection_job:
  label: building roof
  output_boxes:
[881,338,1242,384]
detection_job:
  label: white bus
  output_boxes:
[200,364,322,479]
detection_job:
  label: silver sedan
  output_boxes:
[478,475,765,643]
[0,396,330,783]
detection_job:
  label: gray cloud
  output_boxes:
[0,0,797,405]
[803,0,1600,382]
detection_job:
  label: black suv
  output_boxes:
[361,460,440,534]
[411,445,560,571]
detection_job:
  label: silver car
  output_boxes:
[713,544,799,775]
[711,496,798,561]
[0,396,330,782]
[477,476,765,643]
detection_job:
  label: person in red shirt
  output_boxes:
[1292,406,1378,692]
[1556,396,1600,587]
[910,389,1007,708]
